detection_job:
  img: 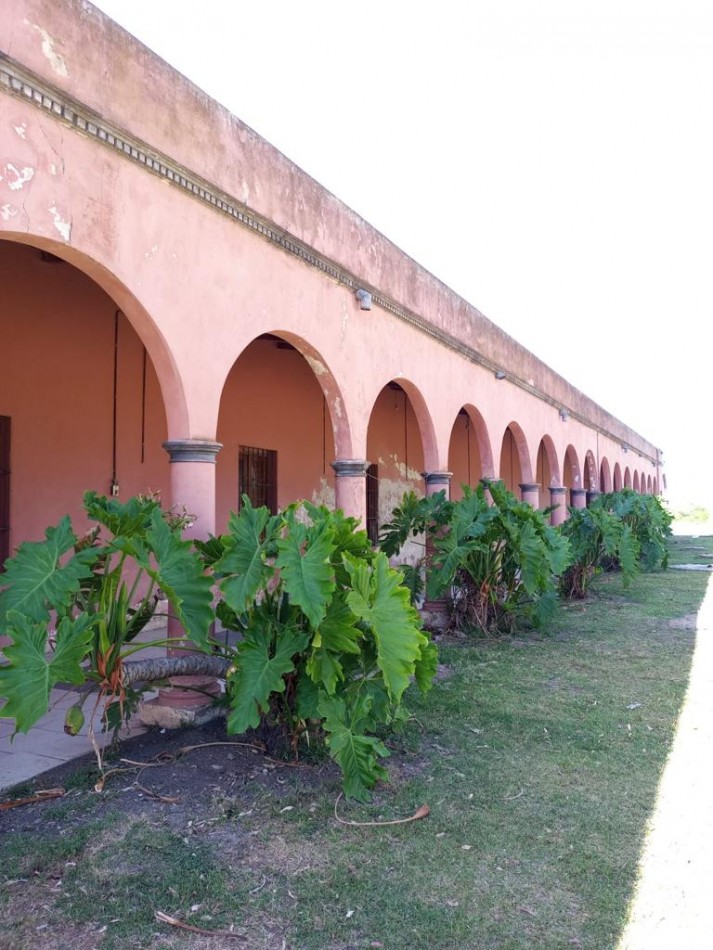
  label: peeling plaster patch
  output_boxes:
[331,396,343,419]
[311,478,335,510]
[1,204,18,221]
[144,245,159,259]
[14,124,27,140]
[392,456,423,482]
[50,163,58,176]
[48,204,71,241]
[304,356,327,377]
[26,21,69,77]
[6,164,35,191]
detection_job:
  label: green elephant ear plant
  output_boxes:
[558,499,640,600]
[0,491,214,737]
[380,481,571,635]
[203,498,438,801]
[0,493,437,801]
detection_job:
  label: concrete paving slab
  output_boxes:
[0,748,68,790]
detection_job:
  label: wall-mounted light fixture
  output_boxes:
[622,445,628,453]
[355,288,372,310]
[494,370,507,380]
[559,408,569,421]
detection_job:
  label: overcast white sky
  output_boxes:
[92,0,713,508]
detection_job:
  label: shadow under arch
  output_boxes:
[221,330,354,460]
[613,462,623,492]
[0,232,188,436]
[584,449,598,492]
[364,376,438,473]
[215,331,353,520]
[624,466,632,488]
[600,457,613,493]
[499,421,533,496]
[536,434,561,488]
[448,404,495,498]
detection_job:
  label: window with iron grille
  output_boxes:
[0,416,10,572]
[239,445,277,513]
[366,463,379,546]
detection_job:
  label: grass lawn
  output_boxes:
[1,534,710,949]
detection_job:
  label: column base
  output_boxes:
[140,696,225,730]
[139,673,223,729]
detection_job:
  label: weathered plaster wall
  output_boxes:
[0,0,660,460]
[0,0,664,551]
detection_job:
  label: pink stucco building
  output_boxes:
[1,0,661,578]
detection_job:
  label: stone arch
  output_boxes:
[448,403,495,499]
[647,474,653,493]
[1,233,186,433]
[624,467,632,489]
[563,444,581,504]
[245,330,352,459]
[613,462,623,492]
[498,422,533,497]
[365,377,434,555]
[653,475,659,495]
[600,457,613,493]
[583,450,598,492]
[536,434,561,489]
[216,331,352,521]
[633,470,641,492]
[0,236,174,548]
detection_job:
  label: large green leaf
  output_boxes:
[216,503,278,614]
[429,521,485,597]
[617,524,641,586]
[0,611,93,733]
[83,491,158,538]
[306,596,362,695]
[319,693,389,801]
[414,639,439,693]
[345,553,426,703]
[129,510,214,648]
[317,595,361,654]
[226,620,309,734]
[306,648,344,695]
[275,520,336,629]
[0,517,96,625]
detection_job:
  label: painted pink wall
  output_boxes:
[0,0,662,550]
[0,242,168,546]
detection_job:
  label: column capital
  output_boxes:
[163,440,222,463]
[331,458,370,478]
[519,482,540,493]
[570,488,587,498]
[549,486,567,496]
[422,471,453,488]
